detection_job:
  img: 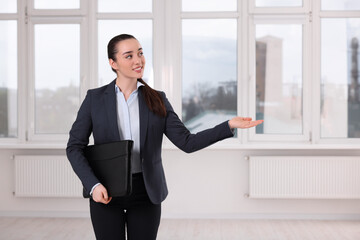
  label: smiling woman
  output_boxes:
[98,20,153,87]
[66,33,262,240]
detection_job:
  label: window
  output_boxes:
[182,19,237,132]
[248,4,310,142]
[255,0,302,8]
[98,0,152,12]
[33,24,80,134]
[1,0,360,147]
[26,0,156,141]
[0,20,17,138]
[33,0,80,9]
[320,19,360,138]
[26,1,85,141]
[321,0,360,11]
[255,24,303,135]
[182,0,237,12]
[0,0,17,13]
[0,2,18,139]
[181,1,238,133]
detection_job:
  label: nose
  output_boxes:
[134,55,141,64]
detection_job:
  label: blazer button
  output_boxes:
[141,158,144,163]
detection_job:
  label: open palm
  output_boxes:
[229,117,264,129]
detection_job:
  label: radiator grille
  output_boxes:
[15,155,82,197]
[249,156,360,199]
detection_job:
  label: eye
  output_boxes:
[125,55,132,59]
[138,52,144,57]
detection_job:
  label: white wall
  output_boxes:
[1,147,360,220]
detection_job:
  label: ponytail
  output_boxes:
[138,79,167,118]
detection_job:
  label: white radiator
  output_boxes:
[15,155,83,197]
[249,156,360,199]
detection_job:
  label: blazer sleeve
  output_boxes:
[162,92,234,153]
[66,90,99,195]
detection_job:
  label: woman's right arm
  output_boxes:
[66,91,100,196]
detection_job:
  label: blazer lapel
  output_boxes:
[104,80,121,141]
[138,87,149,155]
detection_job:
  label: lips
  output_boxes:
[133,66,142,73]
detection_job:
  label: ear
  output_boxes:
[109,58,118,71]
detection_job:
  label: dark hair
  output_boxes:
[107,34,166,118]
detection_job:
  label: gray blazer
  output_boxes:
[66,79,234,204]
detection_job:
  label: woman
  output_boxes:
[66,34,263,240]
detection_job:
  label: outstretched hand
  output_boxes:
[228,117,264,129]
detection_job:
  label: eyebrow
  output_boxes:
[122,48,143,55]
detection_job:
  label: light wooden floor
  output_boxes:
[0,217,359,240]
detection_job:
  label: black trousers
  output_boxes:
[90,173,161,240]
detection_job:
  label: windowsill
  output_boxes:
[0,142,359,150]
[161,142,360,150]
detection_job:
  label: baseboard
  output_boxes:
[0,211,90,218]
[161,213,360,221]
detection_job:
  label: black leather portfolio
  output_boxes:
[83,140,133,198]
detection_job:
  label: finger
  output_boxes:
[98,195,109,204]
[103,189,109,201]
[250,120,264,127]
[104,197,112,205]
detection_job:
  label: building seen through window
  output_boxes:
[321,18,360,138]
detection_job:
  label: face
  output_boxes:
[109,38,145,80]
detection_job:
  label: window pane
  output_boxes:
[256,0,302,7]
[98,0,152,12]
[98,20,153,87]
[182,0,237,12]
[34,24,80,134]
[0,21,17,138]
[0,0,17,13]
[255,24,303,134]
[34,0,80,9]
[182,19,237,133]
[322,0,360,11]
[321,19,360,138]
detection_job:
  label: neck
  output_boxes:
[115,77,138,100]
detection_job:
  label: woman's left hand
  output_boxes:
[228,117,264,129]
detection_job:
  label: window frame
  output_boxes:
[0,1,25,144]
[161,0,244,148]
[0,0,360,149]
[27,17,87,142]
[28,0,86,16]
[247,15,311,143]
[312,0,360,145]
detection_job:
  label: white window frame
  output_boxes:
[27,0,87,16]
[25,0,165,143]
[0,1,27,145]
[27,17,87,142]
[1,0,360,149]
[162,0,245,148]
[247,15,311,143]
[312,0,360,145]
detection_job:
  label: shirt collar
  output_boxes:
[115,80,144,93]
